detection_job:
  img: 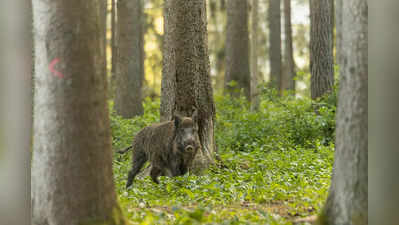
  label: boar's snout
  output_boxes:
[185,145,195,152]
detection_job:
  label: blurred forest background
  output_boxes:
[105,0,312,99]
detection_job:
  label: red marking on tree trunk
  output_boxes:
[49,58,64,78]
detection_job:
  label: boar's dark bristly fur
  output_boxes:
[122,111,200,188]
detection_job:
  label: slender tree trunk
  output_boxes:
[335,0,342,65]
[310,0,334,99]
[282,0,296,92]
[225,0,251,99]
[319,1,368,225]
[111,0,117,96]
[31,1,127,225]
[268,0,282,93]
[161,0,216,170]
[251,0,260,110]
[115,0,144,118]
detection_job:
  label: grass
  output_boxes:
[110,90,336,225]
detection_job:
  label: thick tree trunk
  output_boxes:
[319,1,368,225]
[161,0,216,171]
[282,0,296,92]
[115,0,144,118]
[250,0,260,110]
[268,0,282,92]
[310,0,334,100]
[31,1,127,225]
[225,0,251,99]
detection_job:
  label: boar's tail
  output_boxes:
[117,145,133,154]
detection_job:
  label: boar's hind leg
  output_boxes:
[150,167,162,184]
[126,151,147,188]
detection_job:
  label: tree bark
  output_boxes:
[250,0,260,110]
[225,0,251,99]
[31,1,127,225]
[115,0,144,118]
[282,0,296,92]
[319,1,368,224]
[268,0,282,92]
[310,0,334,100]
[161,0,216,170]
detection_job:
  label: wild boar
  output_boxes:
[118,110,201,188]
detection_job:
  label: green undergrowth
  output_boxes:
[110,89,336,225]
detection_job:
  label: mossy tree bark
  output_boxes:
[310,0,334,99]
[319,0,368,224]
[225,0,251,99]
[32,0,128,224]
[161,0,216,170]
[268,0,282,92]
[282,0,296,92]
[114,0,144,118]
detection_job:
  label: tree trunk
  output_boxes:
[0,1,32,224]
[250,0,260,110]
[111,0,117,97]
[161,0,216,171]
[310,0,334,100]
[268,0,282,92]
[225,0,251,99]
[335,0,342,65]
[115,0,144,118]
[31,1,127,225]
[282,0,296,92]
[319,1,368,224]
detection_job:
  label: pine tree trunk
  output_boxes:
[268,0,282,92]
[310,0,334,100]
[225,0,251,99]
[31,1,127,225]
[115,0,144,118]
[319,1,368,224]
[250,0,260,110]
[282,0,296,92]
[161,0,216,171]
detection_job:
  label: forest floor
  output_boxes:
[111,91,336,225]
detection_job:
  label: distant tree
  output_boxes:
[115,0,144,118]
[268,0,282,92]
[335,0,343,64]
[251,0,260,110]
[225,0,251,99]
[319,0,368,224]
[161,0,216,170]
[111,0,117,94]
[31,0,127,224]
[282,0,296,92]
[310,0,334,99]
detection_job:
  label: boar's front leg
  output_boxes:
[150,167,162,184]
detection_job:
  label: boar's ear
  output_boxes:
[174,114,183,128]
[192,108,198,125]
